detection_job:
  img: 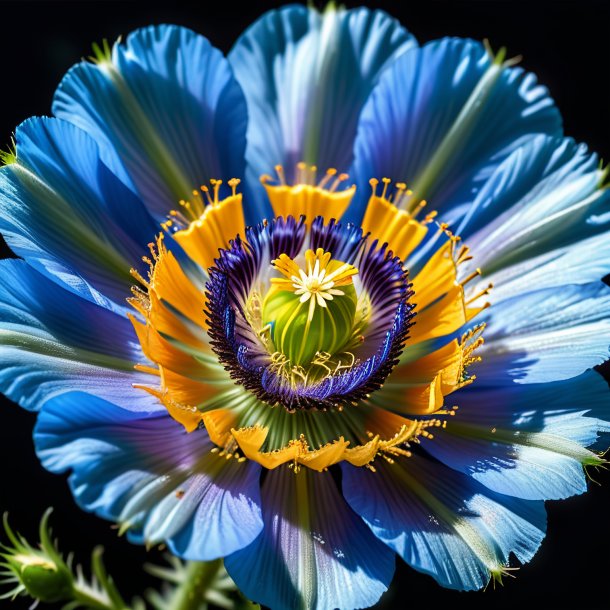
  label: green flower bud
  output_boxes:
[9,554,73,603]
[1,510,73,604]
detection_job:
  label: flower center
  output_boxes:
[263,248,358,368]
[205,216,414,411]
[128,173,488,471]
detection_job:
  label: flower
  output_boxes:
[1,4,609,610]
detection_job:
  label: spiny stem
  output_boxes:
[167,559,223,610]
[91,546,129,609]
[71,581,122,610]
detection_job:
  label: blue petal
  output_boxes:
[477,281,610,384]
[0,117,157,307]
[350,38,561,221]
[342,454,546,591]
[53,25,247,221]
[0,259,159,412]
[463,135,609,276]
[421,369,609,500]
[35,392,263,559]
[481,231,610,305]
[229,5,416,218]
[225,468,395,610]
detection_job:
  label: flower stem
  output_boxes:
[167,559,223,610]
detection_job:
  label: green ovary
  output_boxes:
[263,282,358,367]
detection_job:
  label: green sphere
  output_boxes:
[263,283,358,367]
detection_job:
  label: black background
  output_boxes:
[1,1,609,609]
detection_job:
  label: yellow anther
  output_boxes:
[410,199,427,219]
[228,178,241,196]
[369,178,379,196]
[381,177,391,199]
[208,179,222,204]
[274,164,286,185]
[318,167,337,189]
[329,172,348,191]
[200,185,213,206]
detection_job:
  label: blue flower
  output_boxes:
[1,5,609,610]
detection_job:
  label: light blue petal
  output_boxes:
[350,38,561,221]
[225,468,395,610]
[229,5,416,218]
[342,454,546,591]
[0,259,159,412]
[463,135,609,275]
[35,392,263,559]
[482,231,610,304]
[53,25,247,221]
[476,281,610,384]
[421,369,609,500]
[0,117,157,307]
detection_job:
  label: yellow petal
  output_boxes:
[173,194,245,273]
[264,183,355,222]
[361,195,428,260]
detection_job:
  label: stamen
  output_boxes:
[422,210,438,225]
[309,166,318,185]
[190,189,206,217]
[456,244,473,265]
[381,177,391,199]
[296,162,307,185]
[330,172,349,192]
[318,168,337,190]
[465,283,493,305]
[275,164,286,185]
[129,267,149,288]
[410,199,427,220]
[210,179,223,204]
[228,178,241,197]
[392,182,407,207]
[460,268,482,286]
[200,185,213,207]
[369,176,428,216]
[163,178,242,235]
[369,178,379,196]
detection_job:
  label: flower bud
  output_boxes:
[1,510,73,604]
[7,553,73,603]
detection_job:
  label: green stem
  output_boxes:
[167,559,223,610]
